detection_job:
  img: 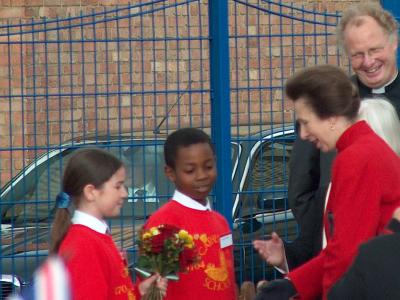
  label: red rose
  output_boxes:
[160,224,179,238]
[179,247,199,270]
[136,224,199,279]
[150,233,165,254]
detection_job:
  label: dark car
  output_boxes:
[0,125,296,297]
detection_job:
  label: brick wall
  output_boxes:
[0,0,372,185]
[0,1,367,20]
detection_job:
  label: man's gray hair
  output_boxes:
[337,2,398,51]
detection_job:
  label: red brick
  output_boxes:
[0,7,26,18]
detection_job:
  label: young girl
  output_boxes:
[50,148,167,300]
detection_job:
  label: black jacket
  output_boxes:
[284,137,334,268]
[328,219,400,300]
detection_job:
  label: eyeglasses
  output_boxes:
[350,47,385,63]
[349,37,393,65]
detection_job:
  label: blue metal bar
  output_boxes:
[56,17,63,151]
[139,1,146,139]
[208,0,232,226]
[0,88,211,99]
[198,0,205,129]
[80,11,87,140]
[161,1,170,133]
[0,0,199,36]
[234,0,339,26]
[151,0,157,133]
[91,10,99,142]
[245,1,251,130]
[128,7,134,140]
[68,17,75,143]
[186,1,193,127]
[116,7,123,139]
[0,36,210,45]
[174,3,181,128]
[104,7,111,138]
[381,0,400,68]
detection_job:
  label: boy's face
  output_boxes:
[165,142,217,203]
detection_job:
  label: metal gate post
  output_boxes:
[208,0,233,227]
[381,0,400,68]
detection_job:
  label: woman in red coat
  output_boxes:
[256,65,400,300]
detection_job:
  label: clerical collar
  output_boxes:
[371,71,398,94]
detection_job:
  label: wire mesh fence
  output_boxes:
[0,0,347,296]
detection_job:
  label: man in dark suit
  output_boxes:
[253,2,400,274]
[328,207,400,300]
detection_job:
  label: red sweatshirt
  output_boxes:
[289,121,400,299]
[143,195,237,300]
[59,225,139,300]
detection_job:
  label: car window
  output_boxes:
[239,135,294,218]
[1,142,173,224]
[120,143,172,219]
[2,149,73,223]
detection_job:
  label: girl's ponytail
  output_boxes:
[50,192,72,254]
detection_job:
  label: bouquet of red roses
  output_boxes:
[135,224,199,300]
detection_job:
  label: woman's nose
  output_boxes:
[299,125,308,140]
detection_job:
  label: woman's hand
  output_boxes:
[253,232,286,270]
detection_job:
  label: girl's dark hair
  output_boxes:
[50,148,123,254]
[164,127,214,168]
[285,65,360,120]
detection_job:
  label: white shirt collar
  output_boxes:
[372,71,398,94]
[71,210,109,234]
[172,190,212,211]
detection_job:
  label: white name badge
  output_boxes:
[220,233,233,249]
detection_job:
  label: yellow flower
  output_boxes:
[187,235,193,243]
[178,229,189,240]
[150,227,160,236]
[142,232,152,239]
[185,241,194,249]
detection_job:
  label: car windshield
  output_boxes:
[0,142,173,224]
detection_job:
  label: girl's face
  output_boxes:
[294,97,337,152]
[165,142,217,205]
[91,166,128,219]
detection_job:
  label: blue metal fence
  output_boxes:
[0,0,347,296]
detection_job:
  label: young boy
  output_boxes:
[143,127,237,300]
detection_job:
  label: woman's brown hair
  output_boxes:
[285,64,360,121]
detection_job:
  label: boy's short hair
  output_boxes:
[164,127,215,168]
